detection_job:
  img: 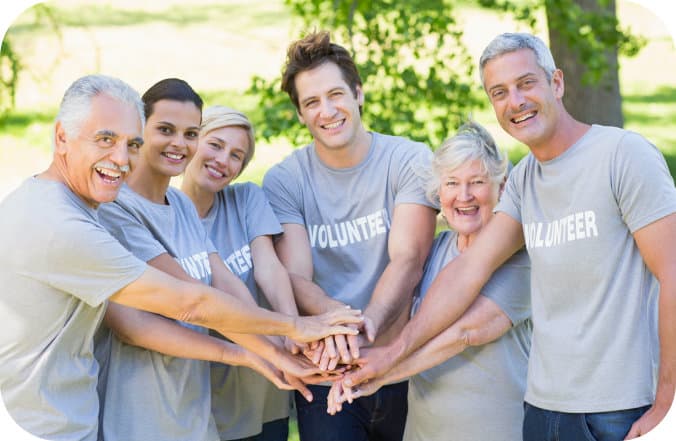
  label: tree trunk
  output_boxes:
[546,0,624,127]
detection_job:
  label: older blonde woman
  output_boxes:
[182,106,301,441]
[330,121,532,441]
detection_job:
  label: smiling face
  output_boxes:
[439,159,501,241]
[54,93,143,208]
[294,61,365,155]
[140,99,201,178]
[187,125,250,194]
[482,48,564,152]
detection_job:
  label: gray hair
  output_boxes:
[199,105,256,171]
[55,74,144,143]
[479,33,556,85]
[425,120,509,205]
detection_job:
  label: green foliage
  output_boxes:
[1,4,62,119]
[478,0,646,84]
[247,0,484,148]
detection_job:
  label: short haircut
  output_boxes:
[281,30,362,111]
[199,105,256,172]
[141,78,203,120]
[425,120,509,205]
[56,74,144,141]
[479,33,557,85]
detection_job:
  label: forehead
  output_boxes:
[83,93,143,137]
[442,159,487,178]
[147,99,201,126]
[482,48,542,88]
[203,126,250,150]
[295,62,349,99]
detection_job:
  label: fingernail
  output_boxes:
[306,395,313,402]
[345,379,352,386]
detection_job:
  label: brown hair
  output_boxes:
[281,31,362,111]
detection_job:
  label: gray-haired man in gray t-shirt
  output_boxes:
[343,33,676,440]
[0,74,363,441]
[263,31,438,441]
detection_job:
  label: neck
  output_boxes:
[126,164,171,205]
[314,129,372,169]
[530,111,591,162]
[181,177,215,218]
[456,233,475,253]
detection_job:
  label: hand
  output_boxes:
[624,402,671,439]
[243,351,295,392]
[291,306,363,343]
[341,345,399,388]
[326,377,384,415]
[283,336,307,355]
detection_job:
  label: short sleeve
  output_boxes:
[612,132,676,233]
[393,142,437,208]
[495,159,526,224]
[243,182,283,240]
[98,201,167,262]
[43,217,146,307]
[480,249,531,326]
[262,162,305,225]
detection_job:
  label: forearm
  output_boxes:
[364,256,422,336]
[289,272,345,315]
[220,331,282,363]
[655,278,676,409]
[105,304,247,364]
[255,264,300,316]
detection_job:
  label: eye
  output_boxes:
[208,142,222,150]
[445,180,458,187]
[491,89,505,99]
[231,152,243,161]
[471,179,485,185]
[158,126,173,135]
[304,99,318,108]
[128,140,142,150]
[96,136,115,147]
[330,91,343,97]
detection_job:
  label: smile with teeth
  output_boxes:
[205,164,226,179]
[322,119,345,130]
[162,152,186,161]
[95,166,123,183]
[456,206,479,215]
[511,112,536,124]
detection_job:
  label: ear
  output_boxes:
[356,85,364,106]
[54,122,69,154]
[551,69,564,100]
[296,108,306,126]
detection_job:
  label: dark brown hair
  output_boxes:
[281,31,362,111]
[141,78,203,119]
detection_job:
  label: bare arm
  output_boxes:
[275,223,345,314]
[251,235,300,316]
[626,213,676,439]
[363,203,436,340]
[108,262,362,342]
[344,213,524,386]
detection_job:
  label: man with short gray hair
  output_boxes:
[343,32,676,440]
[0,74,362,441]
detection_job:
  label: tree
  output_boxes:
[248,0,644,147]
[544,0,644,126]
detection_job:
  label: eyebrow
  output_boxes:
[94,129,117,138]
[487,72,538,93]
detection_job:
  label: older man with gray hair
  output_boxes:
[342,33,676,440]
[0,74,362,441]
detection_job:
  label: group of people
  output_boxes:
[0,29,674,441]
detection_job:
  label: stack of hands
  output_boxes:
[251,307,397,415]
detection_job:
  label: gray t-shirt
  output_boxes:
[496,124,676,412]
[0,178,146,441]
[96,184,218,441]
[405,230,531,441]
[263,132,435,310]
[202,182,290,440]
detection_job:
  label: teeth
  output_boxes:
[164,152,184,160]
[95,167,121,178]
[457,207,477,213]
[513,112,535,123]
[323,121,343,129]
[206,165,225,178]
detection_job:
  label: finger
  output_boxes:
[324,336,337,359]
[343,365,374,387]
[286,374,313,403]
[334,334,352,364]
[346,333,360,359]
[327,354,340,371]
[364,317,377,343]
[327,325,360,336]
[326,307,363,324]
[319,346,331,371]
[311,340,324,365]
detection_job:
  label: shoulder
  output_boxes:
[373,132,431,158]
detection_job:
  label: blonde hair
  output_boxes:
[200,105,256,171]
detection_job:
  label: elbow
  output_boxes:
[174,282,211,326]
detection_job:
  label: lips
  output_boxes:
[321,119,345,130]
[455,206,479,216]
[162,151,187,162]
[511,111,536,124]
[204,163,226,179]
[94,163,125,184]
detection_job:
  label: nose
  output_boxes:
[458,183,473,202]
[171,133,188,149]
[508,88,527,111]
[109,139,130,169]
[319,98,337,118]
